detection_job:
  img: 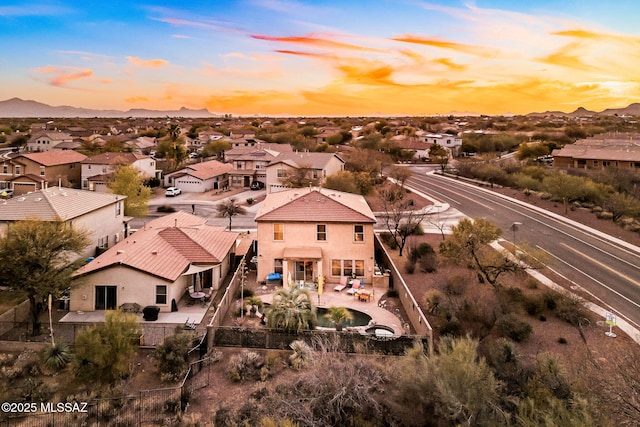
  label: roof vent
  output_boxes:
[116,250,125,255]
[151,250,158,255]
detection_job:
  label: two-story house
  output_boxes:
[265,152,344,193]
[255,187,376,287]
[70,211,238,313]
[419,133,462,152]
[26,131,74,152]
[0,186,128,258]
[164,160,233,192]
[225,144,292,189]
[81,152,157,192]
[2,151,87,194]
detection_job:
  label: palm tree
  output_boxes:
[265,287,317,332]
[323,306,353,331]
[216,198,247,230]
[245,296,264,318]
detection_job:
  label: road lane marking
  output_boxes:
[560,243,640,288]
[538,245,640,311]
[409,176,494,210]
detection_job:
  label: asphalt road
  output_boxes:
[407,166,640,331]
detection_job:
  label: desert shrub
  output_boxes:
[41,342,71,371]
[404,260,416,274]
[156,204,175,213]
[246,197,254,205]
[234,287,254,299]
[525,279,539,289]
[557,337,567,344]
[554,294,591,326]
[444,275,467,296]
[523,294,546,316]
[458,299,497,339]
[543,292,558,310]
[497,313,532,342]
[440,316,462,337]
[379,232,398,249]
[539,315,546,321]
[154,331,194,382]
[423,289,445,315]
[227,350,265,382]
[289,340,312,371]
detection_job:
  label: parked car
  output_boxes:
[165,187,181,197]
[250,181,265,190]
[0,188,13,198]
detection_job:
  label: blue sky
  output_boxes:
[1,0,639,115]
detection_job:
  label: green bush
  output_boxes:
[154,331,194,382]
[523,295,546,316]
[554,294,591,326]
[41,342,71,371]
[246,198,254,205]
[227,350,265,382]
[445,275,467,296]
[497,313,532,342]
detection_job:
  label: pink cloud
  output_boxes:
[126,56,169,68]
[32,66,94,87]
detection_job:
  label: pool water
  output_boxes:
[316,307,372,328]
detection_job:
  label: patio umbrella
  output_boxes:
[317,275,324,305]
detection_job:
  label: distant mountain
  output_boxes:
[528,103,640,117]
[0,98,220,118]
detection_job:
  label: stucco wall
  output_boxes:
[70,265,183,313]
[257,221,375,284]
[74,201,127,258]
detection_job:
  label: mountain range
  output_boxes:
[0,97,639,118]
[0,98,220,118]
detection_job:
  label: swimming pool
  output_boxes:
[316,307,372,328]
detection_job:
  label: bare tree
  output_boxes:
[380,185,429,256]
[279,163,320,188]
[216,198,247,230]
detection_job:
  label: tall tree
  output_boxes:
[279,164,321,188]
[201,139,231,161]
[0,220,89,334]
[72,310,142,384]
[216,198,247,230]
[429,144,449,171]
[109,165,151,217]
[266,287,317,332]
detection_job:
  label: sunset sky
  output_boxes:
[1,0,639,116]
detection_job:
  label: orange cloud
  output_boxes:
[32,66,94,87]
[392,34,497,57]
[336,63,399,86]
[124,96,149,103]
[126,56,169,68]
[433,58,466,71]
[252,34,384,52]
[537,42,595,72]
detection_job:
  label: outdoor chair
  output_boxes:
[346,282,361,295]
[334,276,348,292]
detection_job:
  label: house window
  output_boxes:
[2,164,7,173]
[273,224,284,240]
[331,259,365,277]
[354,225,364,242]
[83,180,89,189]
[15,166,20,175]
[593,160,599,167]
[88,165,92,169]
[116,201,121,216]
[40,169,45,176]
[277,168,286,178]
[343,260,353,277]
[274,258,283,274]
[102,166,107,173]
[316,224,326,241]
[312,170,319,179]
[156,285,167,305]
[331,259,342,276]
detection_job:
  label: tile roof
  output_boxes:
[16,150,87,166]
[255,187,375,223]
[552,143,640,162]
[0,186,126,221]
[269,152,343,169]
[167,160,232,180]
[82,152,149,165]
[74,211,239,281]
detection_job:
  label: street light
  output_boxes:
[510,222,522,254]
